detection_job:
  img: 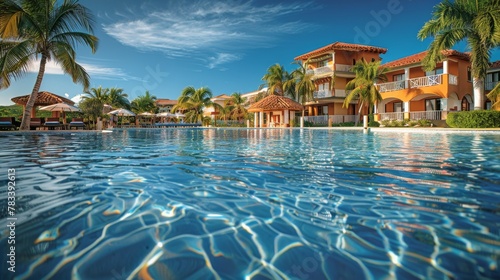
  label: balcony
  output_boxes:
[306,66,333,76]
[378,81,405,93]
[334,89,351,97]
[313,90,332,99]
[335,64,353,72]
[377,74,454,93]
[303,115,356,125]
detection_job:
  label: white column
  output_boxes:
[284,110,289,125]
[254,112,258,128]
[267,112,271,126]
[259,112,264,127]
[443,60,448,74]
[404,101,410,113]
[404,67,410,89]
[373,103,378,114]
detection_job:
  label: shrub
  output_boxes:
[446,110,500,128]
[368,121,380,127]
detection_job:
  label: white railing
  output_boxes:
[448,74,458,85]
[303,115,356,124]
[379,112,404,120]
[410,110,442,120]
[409,74,442,88]
[378,81,405,93]
[313,90,332,99]
[336,64,353,72]
[334,89,351,97]
[485,81,499,90]
[306,66,333,76]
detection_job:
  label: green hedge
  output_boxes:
[446,110,500,128]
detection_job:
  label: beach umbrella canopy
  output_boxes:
[39,103,81,112]
[108,108,136,116]
[175,112,185,118]
[139,112,155,116]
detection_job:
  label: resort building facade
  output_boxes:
[155,99,177,113]
[375,50,474,121]
[294,42,387,125]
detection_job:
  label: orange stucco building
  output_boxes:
[294,42,387,124]
[376,49,474,121]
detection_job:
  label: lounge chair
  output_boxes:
[69,118,86,130]
[0,117,17,130]
[44,117,62,130]
[30,118,43,130]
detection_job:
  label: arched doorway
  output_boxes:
[461,95,472,111]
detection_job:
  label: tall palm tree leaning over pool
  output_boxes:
[417,0,500,110]
[172,86,221,124]
[343,58,388,126]
[0,0,98,130]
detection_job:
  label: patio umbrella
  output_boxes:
[39,103,81,112]
[139,112,155,116]
[108,108,136,116]
[108,108,136,126]
[175,112,185,118]
[39,103,81,124]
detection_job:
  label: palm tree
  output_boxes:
[417,0,500,110]
[172,86,219,123]
[0,0,98,130]
[228,92,247,121]
[262,64,295,97]
[84,86,109,102]
[131,90,157,113]
[343,58,388,125]
[487,83,500,109]
[107,87,130,109]
[286,61,315,117]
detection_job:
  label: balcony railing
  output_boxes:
[409,74,442,88]
[379,112,404,121]
[334,89,351,97]
[303,115,356,125]
[306,66,333,76]
[336,64,353,72]
[378,81,405,93]
[485,81,499,90]
[410,110,442,120]
[313,90,332,99]
[377,74,449,93]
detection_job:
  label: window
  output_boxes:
[486,72,500,90]
[393,74,405,81]
[317,106,328,115]
[467,67,472,82]
[461,97,470,111]
[425,99,441,111]
[393,102,403,112]
[317,60,328,67]
[426,68,443,76]
[371,58,376,62]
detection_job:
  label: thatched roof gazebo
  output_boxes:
[248,95,303,127]
[11,91,75,117]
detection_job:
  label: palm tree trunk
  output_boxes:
[473,77,484,110]
[19,55,47,130]
[354,101,364,126]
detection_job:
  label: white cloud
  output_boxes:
[27,59,139,81]
[103,0,314,68]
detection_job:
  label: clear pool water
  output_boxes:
[1,128,499,280]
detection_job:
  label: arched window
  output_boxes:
[461,96,470,111]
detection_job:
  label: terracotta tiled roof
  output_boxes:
[490,60,500,69]
[295,42,387,60]
[248,95,303,112]
[212,94,232,100]
[11,91,74,106]
[382,49,470,68]
[155,99,177,106]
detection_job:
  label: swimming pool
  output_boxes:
[1,128,499,279]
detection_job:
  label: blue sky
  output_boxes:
[1,0,499,105]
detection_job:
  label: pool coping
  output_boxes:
[1,126,500,134]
